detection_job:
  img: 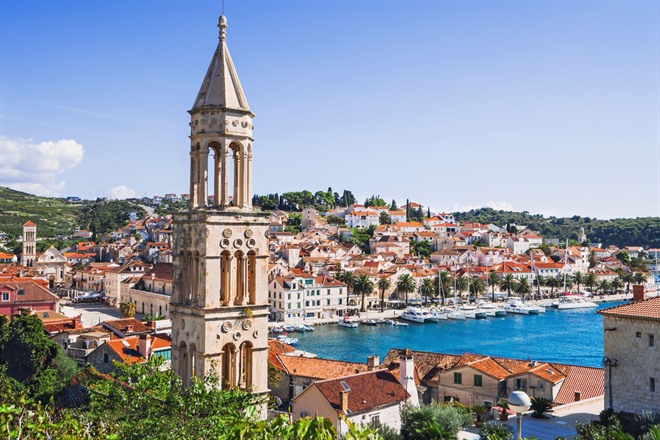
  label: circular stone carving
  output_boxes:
[252,330,259,339]
[242,320,252,331]
[222,229,232,238]
[247,238,256,248]
[233,239,243,248]
[221,322,233,333]
[220,239,230,248]
[244,229,253,238]
[233,331,242,341]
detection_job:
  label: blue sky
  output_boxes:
[1,0,658,219]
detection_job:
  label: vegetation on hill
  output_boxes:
[78,199,146,241]
[0,187,80,238]
[454,208,660,248]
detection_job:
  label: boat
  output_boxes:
[392,320,409,326]
[399,307,431,323]
[338,316,359,328]
[283,325,296,332]
[460,305,488,319]
[444,308,466,320]
[503,298,539,315]
[477,301,506,317]
[553,295,598,310]
[362,319,379,326]
[294,324,314,332]
[427,308,449,321]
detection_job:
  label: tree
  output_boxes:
[411,240,431,259]
[585,272,597,293]
[120,301,136,318]
[396,274,416,304]
[530,397,553,418]
[379,211,392,225]
[0,312,78,401]
[336,270,356,306]
[468,277,486,299]
[546,276,562,295]
[534,275,545,299]
[456,275,469,299]
[419,278,436,307]
[353,274,375,312]
[488,272,500,302]
[390,199,398,211]
[615,251,631,265]
[500,274,516,297]
[377,276,391,313]
[598,280,611,295]
[588,250,598,269]
[400,403,472,439]
[633,272,647,286]
[514,278,532,299]
[438,271,452,305]
[573,272,584,294]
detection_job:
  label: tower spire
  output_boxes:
[218,14,227,41]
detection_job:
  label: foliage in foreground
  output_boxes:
[575,409,660,440]
[400,403,473,440]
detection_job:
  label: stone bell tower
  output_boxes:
[171,13,269,400]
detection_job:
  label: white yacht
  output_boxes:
[399,307,430,323]
[427,308,449,321]
[477,301,506,317]
[444,307,466,320]
[460,304,488,319]
[553,296,598,310]
[503,298,539,315]
[338,315,359,328]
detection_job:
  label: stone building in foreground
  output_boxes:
[598,297,660,414]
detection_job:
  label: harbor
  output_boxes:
[269,296,639,368]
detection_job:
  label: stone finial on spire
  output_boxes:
[218,15,227,41]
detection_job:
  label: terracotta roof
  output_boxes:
[23,220,36,227]
[278,356,367,380]
[0,279,59,303]
[597,297,660,321]
[143,263,173,281]
[268,339,296,370]
[554,366,604,405]
[313,370,409,415]
[105,335,171,364]
[102,318,152,335]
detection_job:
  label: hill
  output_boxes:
[0,187,81,237]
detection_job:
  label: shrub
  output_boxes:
[530,397,553,419]
[479,421,513,440]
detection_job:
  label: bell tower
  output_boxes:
[171,13,269,401]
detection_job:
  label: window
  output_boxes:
[474,375,483,387]
[339,298,343,305]
[650,334,655,347]
[103,353,109,364]
[327,299,330,305]
[515,379,527,391]
[1,293,8,301]
[155,349,172,361]
[537,381,545,391]
[651,377,656,393]
[454,373,462,384]
[637,332,642,338]
[371,415,380,428]
[305,301,309,307]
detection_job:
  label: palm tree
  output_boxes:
[546,276,561,295]
[488,272,500,302]
[438,271,452,305]
[585,272,597,294]
[336,270,356,307]
[500,274,516,297]
[620,271,634,293]
[419,278,436,307]
[456,275,469,299]
[573,272,584,294]
[612,277,623,294]
[469,277,486,299]
[514,278,532,299]
[396,274,416,305]
[534,275,545,300]
[633,272,647,286]
[598,279,611,295]
[377,276,391,313]
[120,301,136,318]
[353,274,374,312]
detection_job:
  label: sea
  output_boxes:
[292,301,627,368]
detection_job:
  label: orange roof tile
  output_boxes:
[597,297,660,321]
[278,356,367,379]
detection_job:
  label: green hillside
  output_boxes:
[0,187,81,238]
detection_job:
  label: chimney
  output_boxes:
[126,324,134,334]
[340,390,349,413]
[138,334,152,359]
[367,355,380,371]
[399,348,419,407]
[574,391,581,402]
[633,285,646,302]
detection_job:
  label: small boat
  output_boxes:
[392,320,409,326]
[338,316,359,328]
[427,309,448,321]
[553,295,598,310]
[477,301,506,317]
[444,308,466,320]
[400,307,431,323]
[362,319,379,326]
[283,325,297,332]
[295,324,314,332]
[270,326,284,333]
[283,337,299,345]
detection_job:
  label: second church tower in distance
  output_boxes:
[171,12,269,400]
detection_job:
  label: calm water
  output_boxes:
[293,302,627,368]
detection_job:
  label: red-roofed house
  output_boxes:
[291,369,410,433]
[0,278,59,320]
[86,334,171,374]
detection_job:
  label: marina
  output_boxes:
[277,301,628,368]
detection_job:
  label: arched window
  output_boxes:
[179,342,189,387]
[239,341,253,389]
[247,251,257,304]
[221,343,237,389]
[234,251,245,305]
[221,251,231,305]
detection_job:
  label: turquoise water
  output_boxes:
[293,302,627,368]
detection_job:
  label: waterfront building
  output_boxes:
[170,13,270,400]
[268,273,347,322]
[598,297,660,414]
